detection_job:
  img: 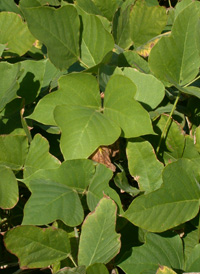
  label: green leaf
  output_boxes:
[123,159,200,232]
[78,197,121,267]
[51,73,120,159]
[54,105,120,160]
[149,3,200,85]
[80,12,114,68]
[30,73,154,159]
[122,67,165,110]
[20,2,80,70]
[118,233,184,274]
[86,263,109,274]
[0,62,21,111]
[185,244,200,272]
[104,75,154,137]
[113,5,132,49]
[28,73,100,126]
[0,0,22,15]
[127,138,164,193]
[0,135,29,170]
[130,1,167,48]
[23,159,95,192]
[22,178,84,227]
[87,164,122,212]
[0,12,35,56]
[0,166,18,209]
[22,159,95,226]
[4,226,71,268]
[174,0,195,19]
[24,134,60,178]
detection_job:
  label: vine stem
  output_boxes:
[156,91,181,155]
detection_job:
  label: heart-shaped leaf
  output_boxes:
[129,1,167,48]
[149,2,200,85]
[22,159,95,226]
[22,178,84,227]
[0,11,35,56]
[123,158,200,232]
[4,226,71,268]
[20,2,80,70]
[24,134,60,178]
[118,233,184,274]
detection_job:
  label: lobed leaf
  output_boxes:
[123,158,200,232]
[24,134,60,178]
[118,232,184,274]
[0,11,35,56]
[22,178,84,227]
[130,1,167,48]
[20,2,80,70]
[149,2,200,85]
[4,226,71,268]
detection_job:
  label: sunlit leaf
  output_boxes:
[4,226,71,268]
[123,159,200,232]
[0,166,18,209]
[78,197,121,266]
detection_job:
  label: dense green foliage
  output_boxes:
[0,0,200,273]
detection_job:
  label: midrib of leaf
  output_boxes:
[88,216,107,265]
[81,39,96,66]
[25,7,79,59]
[72,110,97,157]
